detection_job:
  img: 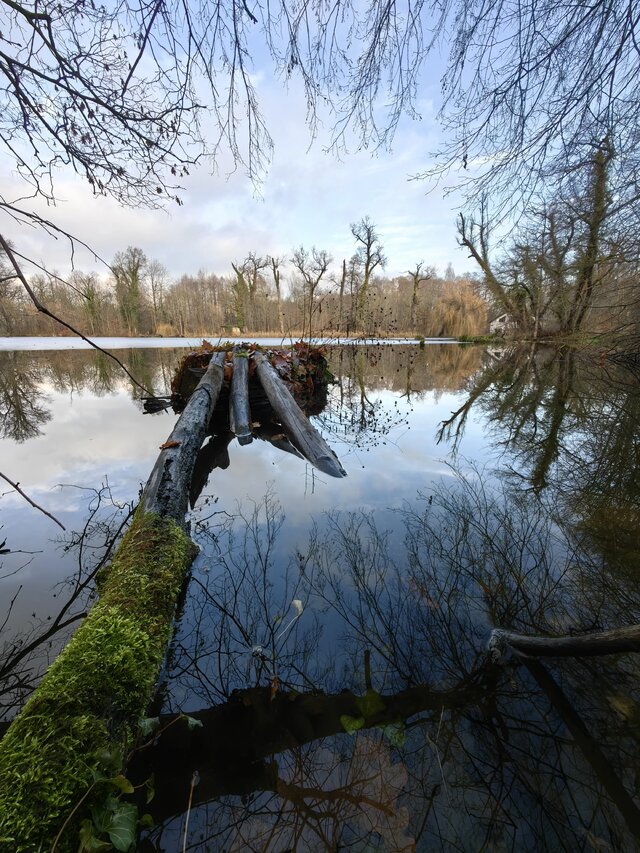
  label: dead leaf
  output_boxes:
[160,440,181,449]
[270,676,279,701]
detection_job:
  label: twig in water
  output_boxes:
[0,471,66,530]
[182,770,198,853]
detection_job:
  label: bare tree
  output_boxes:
[146,260,170,332]
[112,246,148,335]
[350,217,386,331]
[291,245,332,339]
[421,0,640,225]
[269,256,286,336]
[407,261,433,329]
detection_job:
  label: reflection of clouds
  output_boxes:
[0,391,171,501]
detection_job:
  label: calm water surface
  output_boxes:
[1,343,640,851]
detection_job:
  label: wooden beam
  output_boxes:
[253,352,346,478]
[229,348,253,446]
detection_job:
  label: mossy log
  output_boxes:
[0,356,226,852]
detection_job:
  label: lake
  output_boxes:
[1,341,640,851]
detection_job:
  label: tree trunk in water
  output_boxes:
[0,354,226,852]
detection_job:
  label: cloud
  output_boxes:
[0,67,470,282]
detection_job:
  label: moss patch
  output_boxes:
[0,512,197,852]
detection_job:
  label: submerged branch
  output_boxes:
[0,470,65,530]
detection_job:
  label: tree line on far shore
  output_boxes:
[0,218,487,340]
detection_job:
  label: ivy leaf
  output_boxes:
[110,774,134,794]
[78,819,112,852]
[340,714,365,734]
[145,773,155,804]
[356,688,385,719]
[138,716,160,737]
[381,722,406,748]
[94,746,123,773]
[106,802,138,851]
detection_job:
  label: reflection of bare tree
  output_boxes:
[0,348,188,447]
[316,345,484,451]
[435,343,640,571]
[133,475,640,851]
[0,484,133,721]
[0,352,51,440]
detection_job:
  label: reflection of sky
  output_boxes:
[0,336,452,351]
[0,345,494,686]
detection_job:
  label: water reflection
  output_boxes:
[0,484,133,721]
[2,342,640,851]
[435,343,640,571]
[132,473,640,851]
[0,348,182,444]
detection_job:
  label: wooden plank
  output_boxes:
[253,351,346,478]
[229,348,253,445]
[142,351,226,520]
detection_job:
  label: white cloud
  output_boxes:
[0,64,471,283]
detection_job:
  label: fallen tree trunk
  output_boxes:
[129,671,497,819]
[142,352,226,520]
[488,624,640,660]
[253,351,346,478]
[0,355,226,853]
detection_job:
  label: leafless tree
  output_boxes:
[407,261,433,328]
[350,217,386,331]
[291,245,332,339]
[111,246,148,335]
[269,255,286,337]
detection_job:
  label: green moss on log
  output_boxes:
[0,511,198,852]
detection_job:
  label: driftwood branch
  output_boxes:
[0,470,66,530]
[488,625,640,660]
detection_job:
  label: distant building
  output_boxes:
[489,313,512,335]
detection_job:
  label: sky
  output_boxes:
[0,35,472,284]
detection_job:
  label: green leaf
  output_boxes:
[138,716,160,737]
[182,714,203,730]
[138,812,154,828]
[145,773,155,804]
[109,774,134,794]
[106,802,138,852]
[356,688,385,719]
[94,746,123,772]
[381,722,406,748]
[340,714,365,734]
[90,796,118,834]
[78,819,112,852]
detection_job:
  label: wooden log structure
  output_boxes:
[229,348,253,446]
[167,342,345,477]
[0,356,227,852]
[253,351,346,478]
